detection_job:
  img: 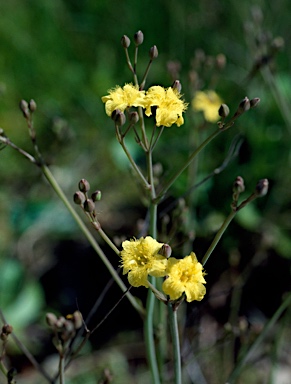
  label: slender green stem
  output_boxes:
[156,128,221,203]
[40,164,145,317]
[226,292,291,383]
[118,135,150,189]
[201,210,236,266]
[168,303,182,384]
[59,354,65,384]
[144,277,161,384]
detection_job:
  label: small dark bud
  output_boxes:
[1,324,13,340]
[111,109,126,126]
[73,191,86,205]
[19,99,30,118]
[159,244,172,258]
[84,199,95,213]
[134,30,144,46]
[129,111,139,124]
[233,176,245,194]
[91,190,102,202]
[61,320,75,342]
[236,97,250,114]
[255,179,269,197]
[172,80,182,93]
[218,103,230,118]
[250,97,260,108]
[121,35,130,48]
[28,99,37,112]
[78,179,90,193]
[46,313,58,327]
[149,45,158,60]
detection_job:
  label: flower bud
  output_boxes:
[250,98,260,108]
[0,128,4,135]
[72,311,83,330]
[19,99,30,118]
[84,198,95,213]
[236,97,250,114]
[121,35,130,48]
[91,190,102,202]
[271,36,284,51]
[129,111,139,124]
[218,103,230,118]
[78,179,90,193]
[1,324,13,340]
[159,244,172,258]
[172,80,182,93]
[111,109,126,126]
[46,313,58,327]
[233,176,245,194]
[28,99,37,112]
[134,30,144,46]
[149,45,158,60]
[255,179,269,197]
[73,191,85,205]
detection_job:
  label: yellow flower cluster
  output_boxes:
[102,84,188,127]
[191,90,222,123]
[120,236,206,303]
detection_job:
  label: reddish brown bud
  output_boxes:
[84,199,95,213]
[28,99,37,112]
[250,98,260,108]
[74,191,85,205]
[78,179,90,193]
[255,179,269,197]
[91,190,102,202]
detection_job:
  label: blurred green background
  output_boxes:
[0,0,291,383]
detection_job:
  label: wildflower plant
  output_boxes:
[2,29,290,384]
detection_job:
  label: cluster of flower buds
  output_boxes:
[1,324,13,342]
[19,99,37,119]
[121,30,158,60]
[73,178,101,217]
[46,311,82,347]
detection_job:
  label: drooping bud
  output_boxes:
[28,99,37,112]
[91,190,102,202]
[129,111,139,124]
[250,97,260,108]
[149,45,158,60]
[84,199,95,213]
[121,35,130,48]
[172,80,182,93]
[159,244,172,258]
[255,179,269,197]
[218,103,230,118]
[78,179,90,193]
[236,97,250,115]
[19,99,30,118]
[233,176,245,194]
[73,191,86,205]
[134,30,144,46]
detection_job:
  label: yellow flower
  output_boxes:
[192,90,222,123]
[120,236,167,287]
[144,85,188,127]
[101,83,145,116]
[162,252,206,302]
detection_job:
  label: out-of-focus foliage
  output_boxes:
[1,0,291,382]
